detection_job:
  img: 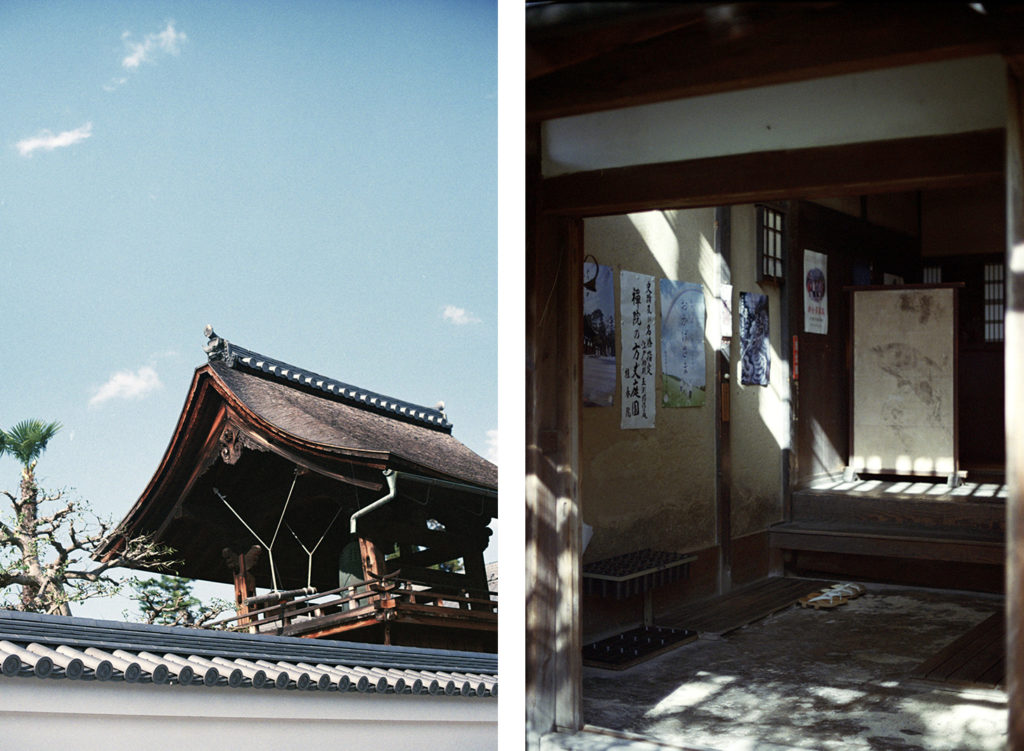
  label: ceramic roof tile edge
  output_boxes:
[202,326,453,432]
[0,610,497,673]
[0,610,496,698]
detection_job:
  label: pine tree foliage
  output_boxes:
[128,575,231,627]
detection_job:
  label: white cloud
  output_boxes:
[103,77,128,92]
[442,304,481,325]
[16,122,93,157]
[486,429,498,464]
[89,365,162,407]
[122,21,186,69]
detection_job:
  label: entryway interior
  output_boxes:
[578,184,1007,749]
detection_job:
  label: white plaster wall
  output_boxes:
[0,679,497,751]
[543,56,1007,176]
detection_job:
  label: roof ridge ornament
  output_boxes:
[200,327,452,432]
[203,325,235,366]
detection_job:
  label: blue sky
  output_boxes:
[0,1,498,618]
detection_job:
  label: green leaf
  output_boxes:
[0,420,62,468]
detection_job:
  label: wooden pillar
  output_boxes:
[715,206,733,595]
[1006,58,1024,750]
[526,123,584,739]
[461,547,490,608]
[224,544,261,626]
[359,537,386,581]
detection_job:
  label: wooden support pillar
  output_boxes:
[526,118,583,740]
[715,206,733,595]
[1006,58,1024,750]
[223,544,261,626]
[461,547,491,608]
[359,537,386,581]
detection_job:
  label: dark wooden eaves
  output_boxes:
[527,2,1024,121]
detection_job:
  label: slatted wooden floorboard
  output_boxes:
[657,577,830,637]
[910,611,1005,688]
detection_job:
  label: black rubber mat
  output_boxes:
[583,624,697,670]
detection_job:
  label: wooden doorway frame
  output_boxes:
[527,96,1022,745]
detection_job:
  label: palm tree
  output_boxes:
[0,419,63,610]
[1,419,175,616]
[0,418,62,480]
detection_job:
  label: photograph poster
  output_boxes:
[620,270,656,429]
[740,292,770,387]
[582,261,616,407]
[660,279,706,407]
[804,249,828,334]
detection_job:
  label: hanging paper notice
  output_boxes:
[620,270,656,429]
[660,279,706,407]
[804,249,828,334]
[740,292,770,387]
[583,261,616,407]
[720,283,734,341]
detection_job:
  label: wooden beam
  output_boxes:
[526,3,706,81]
[541,130,1005,218]
[1005,58,1024,751]
[236,428,385,491]
[395,545,462,570]
[770,527,1004,566]
[389,605,498,628]
[528,3,1024,121]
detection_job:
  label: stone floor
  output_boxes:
[582,582,1006,751]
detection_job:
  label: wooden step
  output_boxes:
[770,523,1004,565]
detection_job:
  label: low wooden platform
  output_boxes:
[658,577,829,637]
[910,611,1005,688]
[771,483,1005,591]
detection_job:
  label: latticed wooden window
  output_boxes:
[756,205,785,283]
[984,262,1004,342]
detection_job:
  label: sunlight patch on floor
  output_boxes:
[644,671,736,718]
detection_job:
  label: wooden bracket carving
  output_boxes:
[218,424,260,465]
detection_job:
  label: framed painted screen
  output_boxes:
[849,285,959,477]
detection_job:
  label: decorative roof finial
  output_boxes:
[203,325,234,364]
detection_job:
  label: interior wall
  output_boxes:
[811,193,921,239]
[791,201,923,485]
[812,182,1004,259]
[921,182,1004,258]
[543,56,1006,177]
[581,210,719,562]
[728,206,785,537]
[581,206,786,559]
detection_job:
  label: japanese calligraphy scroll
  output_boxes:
[620,271,656,428]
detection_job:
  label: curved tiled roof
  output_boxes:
[212,363,497,489]
[0,610,496,698]
[204,329,497,489]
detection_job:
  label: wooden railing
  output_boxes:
[205,571,497,635]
